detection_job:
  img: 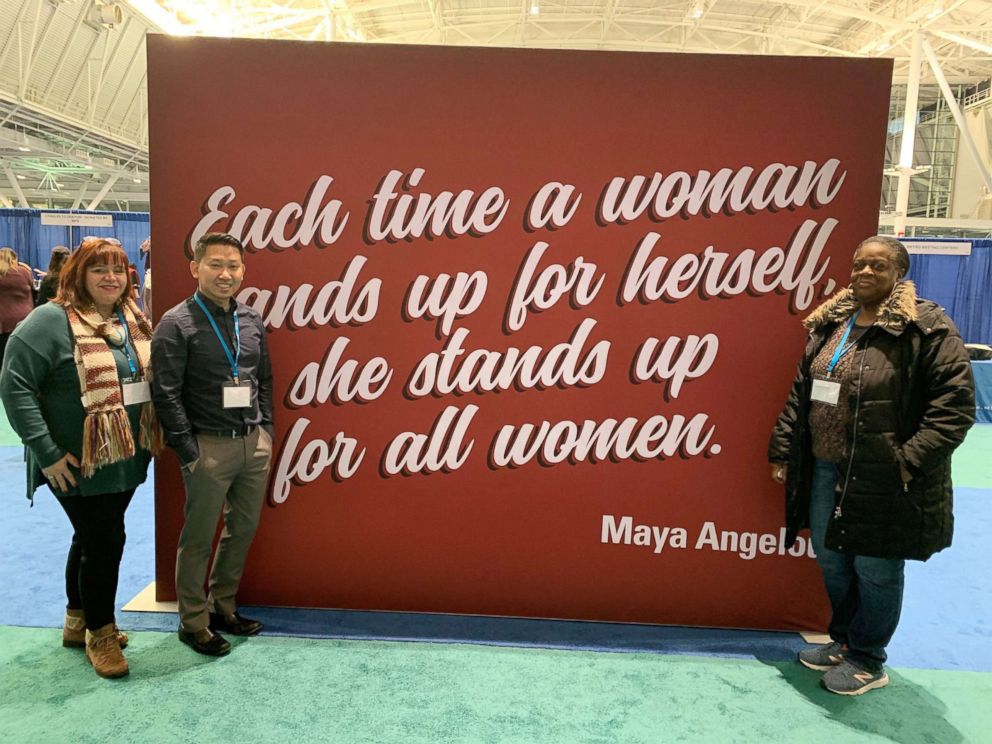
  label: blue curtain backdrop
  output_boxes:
[0,208,150,276]
[904,238,992,345]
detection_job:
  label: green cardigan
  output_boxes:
[0,302,150,500]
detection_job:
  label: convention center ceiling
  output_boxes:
[1,0,991,210]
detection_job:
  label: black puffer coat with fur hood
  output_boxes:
[768,281,975,561]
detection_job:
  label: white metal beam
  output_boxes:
[66,32,106,118]
[866,0,972,63]
[47,0,94,101]
[931,29,992,56]
[3,165,30,207]
[86,174,120,211]
[85,33,114,125]
[878,215,992,230]
[17,0,46,100]
[894,30,925,237]
[921,35,992,197]
[427,0,445,41]
[88,17,135,125]
[514,0,530,45]
[120,73,147,141]
[0,0,35,73]
[759,0,914,31]
[101,37,145,129]
[247,9,327,35]
[71,182,89,210]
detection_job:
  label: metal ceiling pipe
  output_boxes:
[3,164,30,207]
[85,173,119,211]
[894,30,923,238]
[921,35,992,201]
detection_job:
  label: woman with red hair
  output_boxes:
[0,237,162,679]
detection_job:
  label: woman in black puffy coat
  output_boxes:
[768,235,974,696]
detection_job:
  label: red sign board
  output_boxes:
[148,35,891,630]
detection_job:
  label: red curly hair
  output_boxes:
[56,237,134,309]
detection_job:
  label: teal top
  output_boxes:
[0,302,150,500]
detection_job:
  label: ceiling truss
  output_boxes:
[0,0,990,211]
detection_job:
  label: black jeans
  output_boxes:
[55,489,135,630]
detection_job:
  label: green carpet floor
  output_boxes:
[0,406,18,447]
[1,626,989,744]
[953,422,992,489]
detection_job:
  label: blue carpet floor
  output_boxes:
[2,427,991,673]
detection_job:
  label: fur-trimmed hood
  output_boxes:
[803,280,921,335]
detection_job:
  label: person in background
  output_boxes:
[139,236,151,273]
[142,268,152,319]
[128,263,141,300]
[140,238,152,318]
[36,246,72,306]
[0,247,36,369]
[0,238,162,679]
[151,232,273,657]
[768,235,975,696]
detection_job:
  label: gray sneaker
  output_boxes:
[821,660,889,696]
[798,641,846,671]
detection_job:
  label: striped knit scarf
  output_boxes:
[66,299,164,477]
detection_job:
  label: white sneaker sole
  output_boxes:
[798,649,845,671]
[799,657,840,672]
[822,673,889,695]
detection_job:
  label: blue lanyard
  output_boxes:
[193,293,241,383]
[826,312,860,376]
[114,311,139,379]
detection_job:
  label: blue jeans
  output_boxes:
[809,459,905,670]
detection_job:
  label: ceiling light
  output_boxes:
[691,1,705,19]
[162,0,244,36]
[16,175,26,180]
[875,41,892,52]
[530,2,539,15]
[124,0,190,35]
[87,2,124,29]
[17,146,30,152]
[926,5,943,19]
[132,177,142,183]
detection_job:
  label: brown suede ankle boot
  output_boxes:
[63,609,86,648]
[86,623,129,678]
[63,610,128,649]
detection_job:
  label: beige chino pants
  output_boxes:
[176,427,272,632]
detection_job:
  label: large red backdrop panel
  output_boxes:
[147,36,892,630]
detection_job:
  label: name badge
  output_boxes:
[223,381,253,409]
[122,380,151,407]
[811,378,841,406]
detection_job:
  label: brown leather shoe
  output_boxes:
[86,623,129,678]
[63,610,128,649]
